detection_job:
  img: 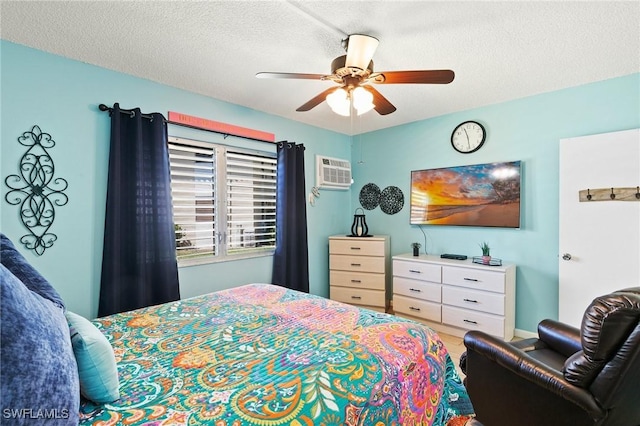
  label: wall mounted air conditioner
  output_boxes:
[316,155,352,190]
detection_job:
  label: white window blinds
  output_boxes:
[169,142,217,262]
[168,137,277,264]
[226,151,277,254]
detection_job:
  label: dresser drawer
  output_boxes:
[330,254,384,273]
[442,305,505,338]
[393,295,441,322]
[330,239,386,256]
[442,266,505,293]
[330,286,385,308]
[393,260,441,283]
[330,270,385,290]
[393,277,441,302]
[442,286,505,315]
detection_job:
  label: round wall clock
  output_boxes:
[451,121,486,153]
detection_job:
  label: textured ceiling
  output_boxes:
[1,1,639,135]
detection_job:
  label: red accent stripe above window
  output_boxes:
[168,111,275,143]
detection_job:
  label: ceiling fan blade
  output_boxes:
[296,87,340,112]
[362,86,396,115]
[372,69,455,84]
[256,72,327,80]
[345,34,379,70]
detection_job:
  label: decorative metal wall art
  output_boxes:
[380,186,404,215]
[359,183,381,210]
[4,125,69,255]
[358,183,405,214]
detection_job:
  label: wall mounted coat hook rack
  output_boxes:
[579,186,640,202]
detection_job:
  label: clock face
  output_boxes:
[451,121,486,153]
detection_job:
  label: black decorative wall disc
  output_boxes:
[380,186,404,215]
[359,183,381,210]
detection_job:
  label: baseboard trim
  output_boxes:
[515,328,538,339]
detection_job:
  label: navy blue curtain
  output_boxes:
[272,141,309,293]
[98,103,180,317]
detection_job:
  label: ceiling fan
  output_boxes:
[256,34,455,116]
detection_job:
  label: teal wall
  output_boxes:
[351,73,640,332]
[0,41,351,319]
[2,40,638,332]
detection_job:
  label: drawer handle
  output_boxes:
[409,288,422,293]
[351,296,362,300]
[351,279,362,283]
[351,263,361,267]
[409,306,421,312]
[409,269,422,274]
[350,247,361,250]
[463,319,478,324]
[463,278,479,282]
[463,298,478,303]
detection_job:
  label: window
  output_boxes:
[168,137,277,265]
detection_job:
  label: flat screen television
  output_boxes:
[410,161,521,228]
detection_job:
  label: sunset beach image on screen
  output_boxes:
[410,161,521,228]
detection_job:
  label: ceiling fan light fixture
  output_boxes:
[352,87,374,115]
[326,87,374,116]
[345,34,379,70]
[332,103,351,117]
[326,88,350,116]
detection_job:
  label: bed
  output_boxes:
[79,283,474,425]
[1,233,474,425]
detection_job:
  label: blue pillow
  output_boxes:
[0,233,65,308]
[0,264,79,425]
[65,311,120,403]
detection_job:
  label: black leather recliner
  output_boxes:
[461,287,640,426]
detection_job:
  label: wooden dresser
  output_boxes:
[392,254,516,340]
[329,235,390,312]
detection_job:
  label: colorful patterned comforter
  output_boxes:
[80,284,474,425]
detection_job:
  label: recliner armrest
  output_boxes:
[537,319,582,357]
[463,330,603,419]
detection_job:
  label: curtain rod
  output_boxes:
[98,104,165,121]
[98,104,274,144]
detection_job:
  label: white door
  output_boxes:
[559,128,640,327]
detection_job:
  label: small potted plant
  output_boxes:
[479,242,491,264]
[411,242,421,256]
